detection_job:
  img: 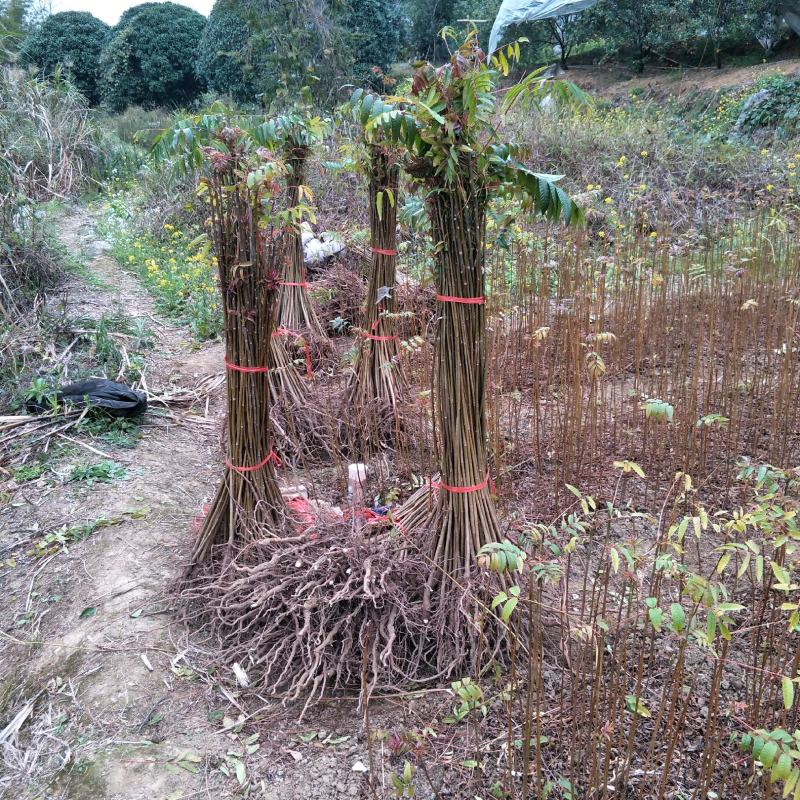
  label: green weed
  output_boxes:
[68,459,127,485]
[12,462,47,482]
[78,416,141,448]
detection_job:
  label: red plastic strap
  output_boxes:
[224,357,270,374]
[436,294,485,305]
[431,472,494,494]
[281,281,310,288]
[371,247,398,256]
[362,331,398,342]
[225,449,282,474]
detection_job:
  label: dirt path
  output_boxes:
[0,207,372,800]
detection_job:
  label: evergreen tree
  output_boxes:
[0,0,32,62]
[100,2,207,111]
[196,0,260,103]
[345,0,407,83]
[19,12,109,104]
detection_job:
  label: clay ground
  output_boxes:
[567,56,800,98]
[0,208,385,800]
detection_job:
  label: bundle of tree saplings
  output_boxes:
[348,32,581,669]
[274,114,331,359]
[343,131,406,453]
[177,123,433,710]
[184,126,288,574]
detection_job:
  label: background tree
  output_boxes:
[19,12,109,104]
[196,0,275,104]
[691,0,753,68]
[100,2,207,111]
[196,1,254,103]
[344,0,407,85]
[585,0,689,72]
[407,0,459,60]
[747,0,792,55]
[241,0,348,105]
[541,13,589,69]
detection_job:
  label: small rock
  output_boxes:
[86,240,112,257]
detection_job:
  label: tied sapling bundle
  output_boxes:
[350,32,583,604]
[254,114,336,464]
[343,129,405,451]
[273,114,330,354]
[185,126,289,575]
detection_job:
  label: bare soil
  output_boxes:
[0,207,375,800]
[567,57,800,98]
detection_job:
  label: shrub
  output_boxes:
[344,0,407,84]
[736,74,800,137]
[195,0,260,103]
[100,2,207,111]
[19,11,109,104]
[0,67,99,199]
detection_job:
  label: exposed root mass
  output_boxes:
[182,522,509,716]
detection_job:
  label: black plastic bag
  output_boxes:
[26,379,147,418]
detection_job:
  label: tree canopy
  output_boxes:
[19,11,109,104]
[100,1,207,111]
[195,0,260,103]
[344,0,407,85]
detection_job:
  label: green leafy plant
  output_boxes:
[390,760,416,798]
[78,416,140,448]
[739,729,800,794]
[445,677,487,724]
[68,459,127,485]
[641,397,674,422]
[25,377,57,409]
[12,461,46,481]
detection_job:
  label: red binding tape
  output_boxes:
[224,357,269,374]
[371,247,398,256]
[281,281,310,288]
[431,472,494,494]
[436,294,485,305]
[225,449,282,473]
[362,331,398,342]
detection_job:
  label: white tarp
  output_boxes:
[488,0,600,55]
